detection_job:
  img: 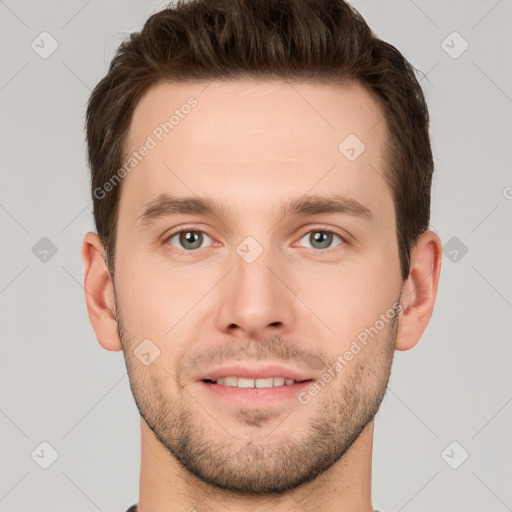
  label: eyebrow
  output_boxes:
[137,192,373,228]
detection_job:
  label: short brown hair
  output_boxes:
[86,0,433,281]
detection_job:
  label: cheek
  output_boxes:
[115,246,213,337]
[291,252,400,347]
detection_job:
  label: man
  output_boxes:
[81,0,442,510]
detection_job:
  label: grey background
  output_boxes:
[0,0,511,511]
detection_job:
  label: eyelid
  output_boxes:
[163,224,210,240]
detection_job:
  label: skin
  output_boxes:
[82,79,442,512]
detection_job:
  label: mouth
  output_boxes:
[198,363,315,384]
[202,376,314,388]
[198,376,315,408]
[195,364,316,407]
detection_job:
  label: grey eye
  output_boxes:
[168,230,212,250]
[298,230,343,250]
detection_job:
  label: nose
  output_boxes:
[215,243,297,340]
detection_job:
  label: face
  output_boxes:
[113,79,403,494]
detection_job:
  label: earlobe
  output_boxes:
[81,232,123,352]
[395,230,442,351]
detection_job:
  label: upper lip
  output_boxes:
[198,364,315,382]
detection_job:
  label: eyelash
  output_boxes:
[163,225,347,254]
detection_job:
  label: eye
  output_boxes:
[296,229,345,251]
[165,229,213,251]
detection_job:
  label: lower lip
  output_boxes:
[198,380,313,407]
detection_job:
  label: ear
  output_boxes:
[395,230,442,351]
[81,232,122,352]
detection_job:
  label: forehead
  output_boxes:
[126,78,385,152]
[120,78,390,221]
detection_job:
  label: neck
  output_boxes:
[136,418,375,512]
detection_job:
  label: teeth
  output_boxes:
[237,377,254,388]
[255,377,274,388]
[223,376,237,386]
[213,376,298,387]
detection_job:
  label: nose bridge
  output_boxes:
[215,234,295,337]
